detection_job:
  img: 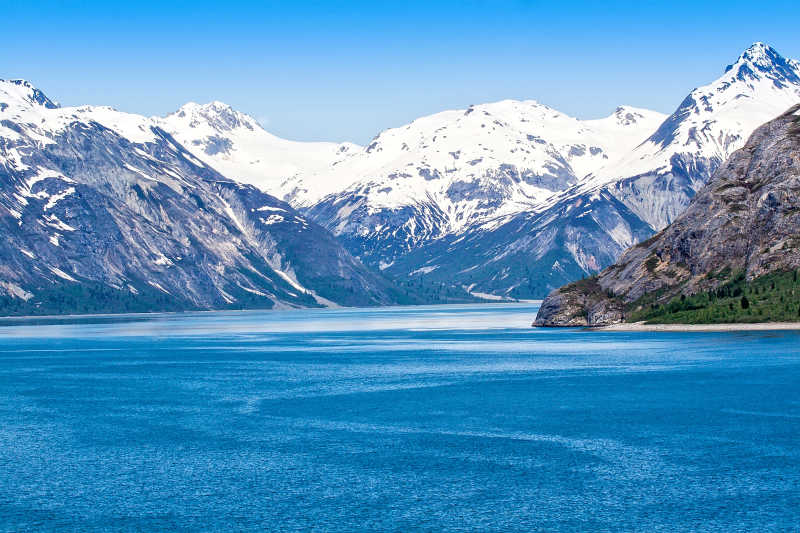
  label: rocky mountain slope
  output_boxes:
[379,43,800,300]
[380,187,656,300]
[0,79,408,315]
[534,104,800,326]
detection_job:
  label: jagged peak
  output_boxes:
[739,42,800,70]
[723,42,800,84]
[166,100,258,132]
[585,105,665,129]
[0,78,60,109]
[741,41,775,61]
[171,100,238,117]
[610,105,657,122]
[183,100,235,113]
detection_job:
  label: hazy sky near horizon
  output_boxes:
[4,1,800,144]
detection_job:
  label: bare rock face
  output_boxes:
[532,277,622,327]
[586,298,625,326]
[535,104,800,326]
[533,289,591,327]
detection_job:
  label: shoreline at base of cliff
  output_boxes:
[595,321,800,332]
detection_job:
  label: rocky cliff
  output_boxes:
[534,104,800,326]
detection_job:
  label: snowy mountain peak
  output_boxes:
[624,43,800,156]
[738,42,783,67]
[580,42,800,233]
[0,79,60,110]
[608,106,661,127]
[167,101,258,132]
[158,102,359,198]
[299,98,666,267]
[725,42,800,85]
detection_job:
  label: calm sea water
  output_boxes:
[0,303,798,532]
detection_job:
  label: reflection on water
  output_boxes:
[0,303,798,531]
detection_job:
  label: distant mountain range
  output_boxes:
[1,42,799,315]
[156,42,800,301]
[534,104,800,326]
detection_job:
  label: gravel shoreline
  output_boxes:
[597,321,800,332]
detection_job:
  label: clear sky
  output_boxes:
[3,1,799,144]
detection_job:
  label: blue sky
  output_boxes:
[3,1,799,143]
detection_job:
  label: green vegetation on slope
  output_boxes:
[395,276,483,304]
[627,270,800,324]
[0,281,190,317]
[0,279,298,317]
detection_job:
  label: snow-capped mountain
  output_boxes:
[304,100,665,267]
[0,79,408,315]
[158,101,358,200]
[299,102,665,205]
[383,43,800,299]
[590,41,800,230]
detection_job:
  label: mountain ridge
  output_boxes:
[157,101,359,199]
[301,99,665,272]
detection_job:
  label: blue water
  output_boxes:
[0,303,798,531]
